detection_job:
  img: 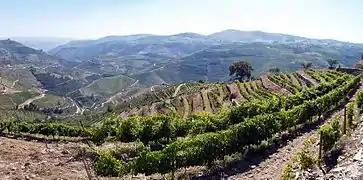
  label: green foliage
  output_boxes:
[268,67,281,74]
[347,102,354,127]
[300,62,312,69]
[91,73,354,145]
[298,140,316,170]
[281,163,295,180]
[320,116,341,152]
[93,150,127,177]
[126,76,359,175]
[326,59,339,69]
[356,91,363,112]
[0,120,90,138]
[229,60,253,81]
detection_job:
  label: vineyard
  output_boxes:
[1,69,362,179]
[113,70,348,120]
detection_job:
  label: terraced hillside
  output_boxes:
[113,70,345,120]
[0,69,360,180]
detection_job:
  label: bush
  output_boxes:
[356,91,363,112]
[93,150,127,177]
[281,163,295,180]
[346,102,354,127]
[298,140,316,170]
[320,116,341,152]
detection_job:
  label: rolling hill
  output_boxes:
[49,30,363,85]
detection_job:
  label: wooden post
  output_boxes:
[319,131,323,160]
[343,106,347,134]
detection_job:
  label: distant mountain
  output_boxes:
[8,37,73,51]
[207,29,307,43]
[48,29,363,85]
[0,39,99,94]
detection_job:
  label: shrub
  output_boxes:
[93,150,127,177]
[346,102,354,127]
[320,117,341,152]
[356,91,363,112]
[298,139,316,170]
[281,163,295,180]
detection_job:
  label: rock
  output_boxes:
[251,165,256,169]
[61,150,70,155]
[294,172,300,180]
[11,167,16,171]
[331,166,345,173]
[361,138,363,145]
[24,162,31,167]
[353,148,362,162]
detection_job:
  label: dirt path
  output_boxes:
[0,137,89,180]
[293,73,307,88]
[286,74,301,88]
[201,90,213,113]
[11,79,18,89]
[297,71,319,87]
[227,83,244,103]
[260,75,292,96]
[229,83,363,180]
[192,93,204,114]
[18,93,45,108]
[173,84,185,97]
[182,97,190,119]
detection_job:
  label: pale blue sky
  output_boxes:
[1,0,362,43]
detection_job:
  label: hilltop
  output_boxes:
[48,29,363,85]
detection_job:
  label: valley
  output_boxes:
[0,30,363,179]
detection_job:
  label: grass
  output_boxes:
[80,75,137,97]
[33,94,72,108]
[10,91,41,105]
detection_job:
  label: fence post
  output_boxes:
[343,106,347,134]
[319,131,323,160]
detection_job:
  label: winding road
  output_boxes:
[67,97,84,114]
[18,93,45,108]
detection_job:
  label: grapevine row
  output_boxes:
[99,75,359,176]
[91,74,353,145]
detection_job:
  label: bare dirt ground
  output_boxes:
[297,71,319,87]
[226,83,244,103]
[192,92,204,114]
[201,90,213,113]
[182,97,190,119]
[0,137,91,180]
[260,75,292,96]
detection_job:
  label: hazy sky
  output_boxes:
[1,0,362,42]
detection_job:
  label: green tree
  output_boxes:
[300,62,312,69]
[326,59,339,69]
[268,67,280,74]
[229,60,253,81]
[107,105,114,113]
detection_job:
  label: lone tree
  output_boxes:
[268,67,280,74]
[326,59,339,69]
[229,60,253,81]
[300,62,312,69]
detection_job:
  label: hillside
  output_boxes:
[1,69,363,180]
[49,30,363,85]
